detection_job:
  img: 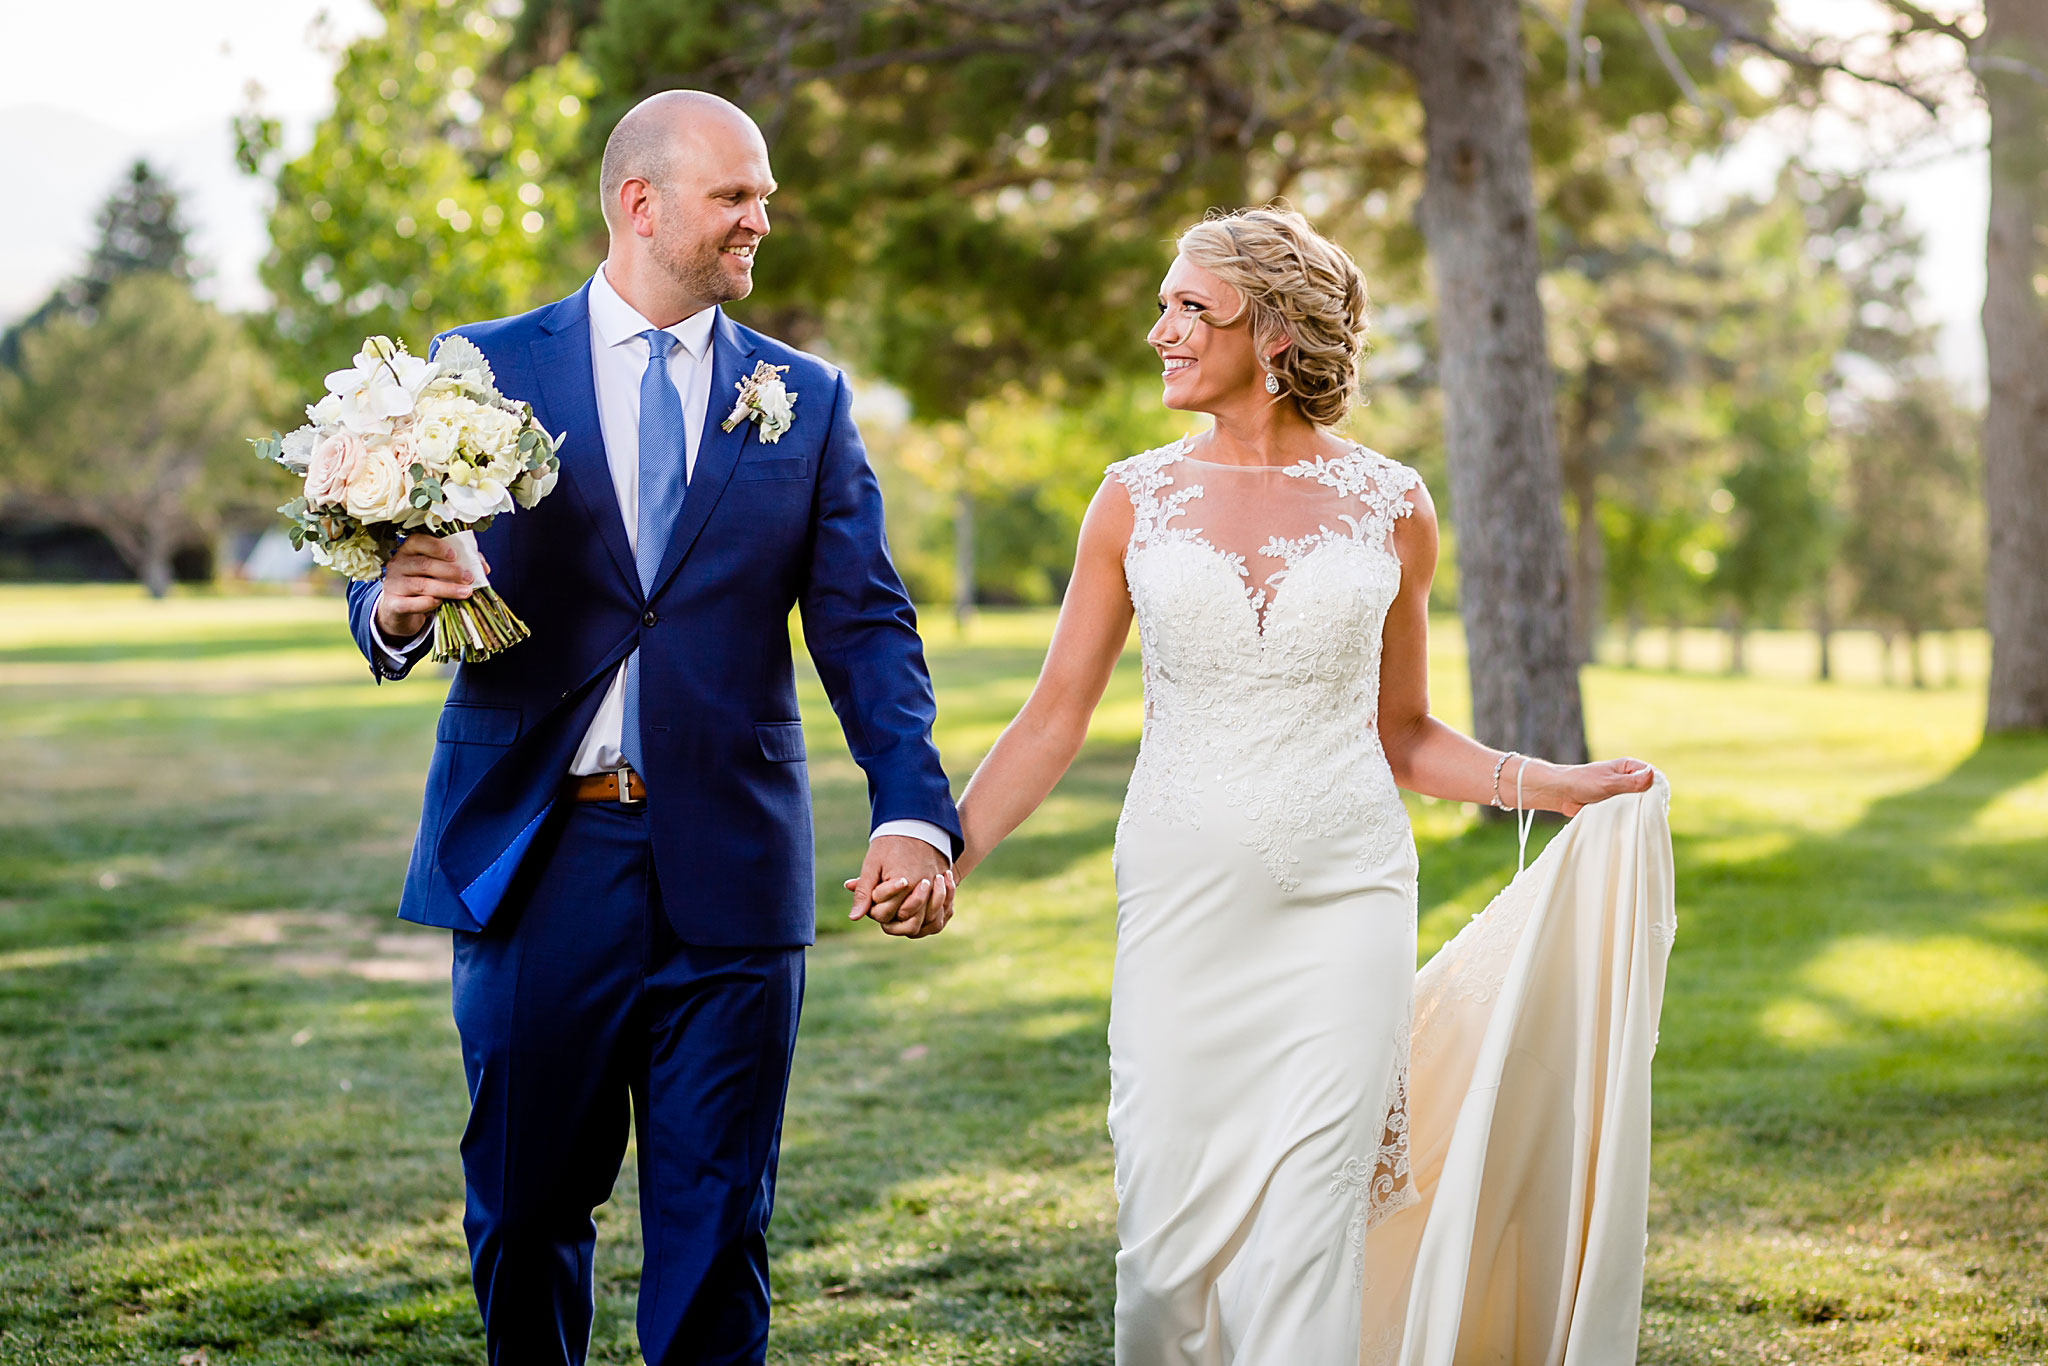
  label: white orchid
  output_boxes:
[439,468,513,524]
[324,336,435,435]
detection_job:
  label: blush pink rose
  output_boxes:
[304,430,365,507]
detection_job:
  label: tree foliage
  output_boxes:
[238,0,598,391]
[1842,380,1982,677]
[0,276,282,597]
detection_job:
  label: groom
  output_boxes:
[347,91,960,1363]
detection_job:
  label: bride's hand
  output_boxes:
[1538,757,1655,817]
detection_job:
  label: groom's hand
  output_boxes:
[375,535,484,640]
[845,835,955,938]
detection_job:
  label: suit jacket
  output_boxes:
[347,284,961,944]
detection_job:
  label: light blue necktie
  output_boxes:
[623,328,686,775]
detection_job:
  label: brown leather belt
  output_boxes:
[566,768,646,805]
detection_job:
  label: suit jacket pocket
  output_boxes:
[755,721,807,763]
[734,457,809,482]
[437,703,520,746]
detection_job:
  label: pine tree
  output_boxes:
[1,159,194,368]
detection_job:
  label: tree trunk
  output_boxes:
[139,541,175,599]
[1723,606,1745,675]
[1623,604,1642,669]
[1982,0,2048,730]
[1815,596,1834,682]
[1411,0,1587,765]
[1907,627,1926,689]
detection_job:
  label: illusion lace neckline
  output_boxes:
[1124,437,1409,638]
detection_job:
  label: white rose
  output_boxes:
[414,393,469,423]
[304,429,364,507]
[414,416,459,468]
[343,446,413,523]
[474,406,521,457]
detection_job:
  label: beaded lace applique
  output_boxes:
[1106,437,1422,890]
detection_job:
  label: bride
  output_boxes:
[868,207,1673,1363]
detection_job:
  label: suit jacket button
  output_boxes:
[642,610,658,627]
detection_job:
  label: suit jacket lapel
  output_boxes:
[528,286,637,593]
[647,308,755,603]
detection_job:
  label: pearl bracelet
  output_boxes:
[1490,750,1521,809]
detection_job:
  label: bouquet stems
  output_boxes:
[427,529,529,663]
[430,589,531,663]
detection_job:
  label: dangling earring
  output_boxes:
[1263,366,1281,395]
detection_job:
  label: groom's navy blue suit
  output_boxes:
[347,282,960,1364]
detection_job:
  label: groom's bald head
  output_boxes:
[598,91,765,229]
[597,90,775,321]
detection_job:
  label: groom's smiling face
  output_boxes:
[650,114,777,307]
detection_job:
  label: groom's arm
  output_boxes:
[797,370,963,860]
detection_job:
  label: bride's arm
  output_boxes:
[952,478,1137,881]
[1377,483,1652,816]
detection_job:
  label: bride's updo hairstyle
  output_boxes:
[1175,207,1370,428]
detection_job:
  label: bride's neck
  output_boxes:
[1197,396,1341,468]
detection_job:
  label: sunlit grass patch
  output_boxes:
[1799,934,2047,1033]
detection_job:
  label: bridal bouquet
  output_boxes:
[253,335,563,663]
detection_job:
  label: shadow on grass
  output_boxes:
[1647,732,2048,1223]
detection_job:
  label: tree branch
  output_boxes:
[1626,0,1727,113]
[1661,0,1944,114]
[1276,1,1418,72]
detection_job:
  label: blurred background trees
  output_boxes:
[0,274,280,597]
[0,0,2028,739]
[0,161,284,593]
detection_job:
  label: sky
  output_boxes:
[0,0,1990,388]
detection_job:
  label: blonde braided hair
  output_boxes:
[1175,207,1370,428]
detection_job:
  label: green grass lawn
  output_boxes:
[0,584,2042,1365]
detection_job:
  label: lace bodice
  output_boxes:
[1108,436,1423,889]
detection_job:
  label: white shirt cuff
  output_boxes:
[367,585,433,665]
[871,818,954,862]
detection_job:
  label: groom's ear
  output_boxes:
[614,177,660,239]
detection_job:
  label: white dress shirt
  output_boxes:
[373,264,950,859]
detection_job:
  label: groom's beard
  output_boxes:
[656,232,752,306]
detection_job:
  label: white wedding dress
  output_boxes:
[1105,438,1676,1366]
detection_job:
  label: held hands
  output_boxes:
[373,535,490,640]
[1526,756,1656,817]
[844,834,957,939]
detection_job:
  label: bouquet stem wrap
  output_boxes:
[431,530,529,663]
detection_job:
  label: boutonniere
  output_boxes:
[721,361,797,444]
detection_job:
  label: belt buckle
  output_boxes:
[614,765,644,808]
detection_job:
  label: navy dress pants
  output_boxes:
[450,800,805,1365]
